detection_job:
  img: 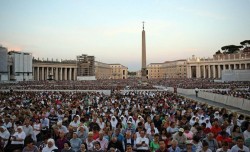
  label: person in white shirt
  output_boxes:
[57,121,69,134]
[135,130,149,151]
[216,141,231,152]
[23,118,36,141]
[231,137,249,152]
[70,115,81,132]
[243,123,250,148]
[42,138,58,152]
[6,126,26,151]
[0,126,10,148]
[110,116,118,130]
[146,122,159,135]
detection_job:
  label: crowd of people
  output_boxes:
[0,86,250,152]
[1,79,250,91]
[205,89,250,100]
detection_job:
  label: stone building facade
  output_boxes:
[109,64,128,79]
[186,52,250,78]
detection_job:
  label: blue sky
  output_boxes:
[0,0,250,71]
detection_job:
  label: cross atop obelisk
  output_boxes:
[142,21,145,30]
[141,21,147,81]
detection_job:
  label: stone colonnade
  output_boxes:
[33,66,77,81]
[187,62,250,78]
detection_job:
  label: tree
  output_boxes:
[221,45,242,54]
[215,50,222,55]
[240,40,250,47]
[240,40,250,53]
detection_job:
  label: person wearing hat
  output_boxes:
[42,138,58,152]
[172,128,187,150]
[6,126,26,151]
[123,121,136,135]
[0,126,10,149]
[69,115,81,132]
[110,116,118,130]
[77,125,88,142]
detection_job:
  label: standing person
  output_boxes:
[6,126,26,152]
[77,126,88,143]
[231,137,249,152]
[0,126,10,149]
[95,131,109,151]
[125,144,135,152]
[22,137,39,152]
[183,140,194,152]
[172,128,187,150]
[23,118,35,141]
[40,114,50,136]
[69,116,81,132]
[216,142,231,152]
[195,88,199,97]
[231,125,243,143]
[93,141,104,152]
[42,138,58,152]
[85,132,95,151]
[168,139,181,152]
[135,130,149,152]
[156,140,168,152]
[199,141,212,152]
[48,109,59,129]
[79,143,87,152]
[123,131,135,150]
[203,133,219,152]
[70,132,82,152]
[56,131,68,152]
[33,118,42,142]
[61,141,74,152]
[150,133,160,152]
[108,136,124,152]
[243,123,250,148]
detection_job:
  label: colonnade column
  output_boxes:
[51,67,53,79]
[64,68,67,80]
[42,67,44,80]
[55,68,58,80]
[74,68,77,80]
[208,65,211,78]
[213,65,216,78]
[218,65,221,79]
[203,65,206,78]
[69,68,72,80]
[60,68,63,80]
[187,65,191,78]
[196,65,200,78]
[37,67,40,80]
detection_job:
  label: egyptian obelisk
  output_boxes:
[141,22,147,81]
